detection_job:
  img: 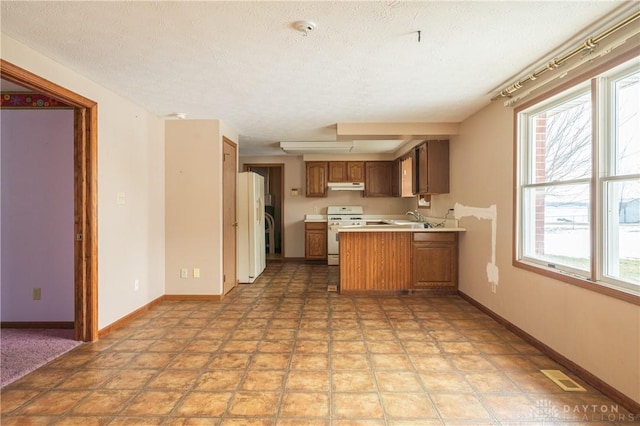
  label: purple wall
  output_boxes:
[1,109,74,321]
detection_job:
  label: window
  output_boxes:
[516,57,640,298]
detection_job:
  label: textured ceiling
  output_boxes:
[0,1,629,155]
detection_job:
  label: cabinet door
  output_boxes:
[364,161,394,197]
[346,161,365,182]
[416,143,429,193]
[415,141,449,195]
[305,223,327,259]
[328,162,347,182]
[306,162,328,197]
[412,233,457,289]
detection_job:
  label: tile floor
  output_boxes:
[1,262,635,425]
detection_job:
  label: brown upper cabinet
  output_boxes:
[414,140,449,194]
[364,161,394,197]
[328,161,364,183]
[305,162,328,197]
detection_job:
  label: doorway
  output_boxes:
[243,164,284,261]
[0,60,98,342]
[222,138,238,294]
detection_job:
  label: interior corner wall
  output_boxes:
[430,99,640,404]
[165,119,222,295]
[1,35,166,330]
[1,109,74,321]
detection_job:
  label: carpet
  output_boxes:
[0,328,82,388]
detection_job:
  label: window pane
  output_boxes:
[604,179,640,285]
[530,92,591,183]
[522,184,590,272]
[614,71,640,175]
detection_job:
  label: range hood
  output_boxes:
[280,141,353,154]
[328,182,365,191]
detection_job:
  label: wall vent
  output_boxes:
[541,369,586,392]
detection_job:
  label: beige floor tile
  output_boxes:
[55,369,116,389]
[249,353,291,370]
[431,393,492,420]
[17,390,88,415]
[331,353,370,370]
[206,352,251,369]
[370,353,413,370]
[285,370,329,391]
[449,355,497,372]
[221,340,259,353]
[227,391,280,417]
[168,352,212,369]
[146,369,200,390]
[464,371,520,393]
[279,392,329,417]
[121,390,183,415]
[366,341,405,354]
[240,370,286,391]
[0,390,41,414]
[290,353,329,370]
[174,391,232,416]
[294,340,328,353]
[194,370,244,391]
[333,392,384,419]
[418,371,474,393]
[409,354,454,371]
[71,389,135,415]
[332,371,377,392]
[380,392,438,419]
[126,352,176,369]
[375,371,423,391]
[331,340,367,353]
[481,394,537,421]
[102,369,157,389]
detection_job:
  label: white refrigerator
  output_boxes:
[237,172,266,283]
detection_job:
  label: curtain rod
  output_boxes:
[492,10,640,101]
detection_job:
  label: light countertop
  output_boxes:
[305,214,464,232]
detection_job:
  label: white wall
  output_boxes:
[165,120,238,296]
[240,155,416,258]
[1,35,166,329]
[429,100,640,404]
[1,109,74,321]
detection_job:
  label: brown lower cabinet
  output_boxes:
[339,231,459,293]
[412,232,458,289]
[305,222,327,260]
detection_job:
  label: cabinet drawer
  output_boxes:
[305,222,327,231]
[413,232,456,243]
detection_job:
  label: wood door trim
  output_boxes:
[223,137,238,293]
[243,163,285,258]
[1,59,98,342]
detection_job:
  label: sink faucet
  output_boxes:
[406,210,425,222]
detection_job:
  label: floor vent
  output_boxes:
[541,369,586,392]
[327,285,338,292]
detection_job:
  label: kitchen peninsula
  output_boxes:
[338,225,465,295]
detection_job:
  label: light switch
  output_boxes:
[117,192,126,205]
[193,268,200,278]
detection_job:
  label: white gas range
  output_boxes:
[327,205,365,265]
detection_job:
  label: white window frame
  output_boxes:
[515,56,640,302]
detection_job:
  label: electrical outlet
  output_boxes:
[33,288,41,300]
[134,279,140,291]
[193,268,200,278]
[180,268,188,279]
